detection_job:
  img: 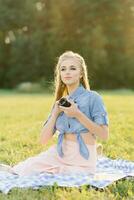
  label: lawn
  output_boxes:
[0,90,134,200]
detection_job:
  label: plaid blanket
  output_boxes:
[0,156,134,194]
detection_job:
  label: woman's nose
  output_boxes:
[66,69,71,73]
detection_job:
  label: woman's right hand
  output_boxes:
[52,100,62,117]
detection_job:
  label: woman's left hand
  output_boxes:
[59,99,80,118]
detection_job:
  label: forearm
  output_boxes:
[76,110,109,140]
[40,113,58,144]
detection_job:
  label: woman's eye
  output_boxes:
[60,67,76,71]
[71,68,76,70]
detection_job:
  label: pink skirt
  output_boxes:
[12,140,97,176]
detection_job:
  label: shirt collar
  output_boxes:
[68,84,86,100]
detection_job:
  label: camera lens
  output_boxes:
[58,97,71,107]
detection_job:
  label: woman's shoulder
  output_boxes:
[85,89,102,100]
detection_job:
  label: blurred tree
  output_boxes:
[0,0,133,89]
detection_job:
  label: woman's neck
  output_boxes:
[67,83,80,95]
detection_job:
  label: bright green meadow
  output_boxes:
[0,90,134,200]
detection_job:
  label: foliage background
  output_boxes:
[0,0,134,90]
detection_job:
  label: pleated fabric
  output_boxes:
[12,139,97,176]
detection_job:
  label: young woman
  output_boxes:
[0,51,109,176]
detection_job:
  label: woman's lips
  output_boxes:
[64,77,72,79]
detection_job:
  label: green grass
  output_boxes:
[0,90,134,199]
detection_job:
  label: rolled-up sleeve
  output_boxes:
[91,93,109,126]
[43,104,56,134]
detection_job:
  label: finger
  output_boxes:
[69,100,76,105]
[55,100,60,105]
[70,100,74,104]
[59,106,68,110]
[67,99,74,103]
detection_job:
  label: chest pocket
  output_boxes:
[77,99,92,120]
[78,104,86,113]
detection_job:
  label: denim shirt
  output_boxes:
[43,84,109,160]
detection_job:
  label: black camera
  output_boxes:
[58,97,71,107]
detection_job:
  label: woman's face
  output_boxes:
[60,58,82,86]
